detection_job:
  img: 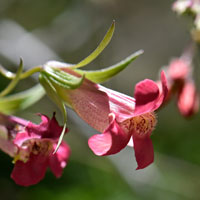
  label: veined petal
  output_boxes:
[11,153,48,186]
[49,142,71,178]
[88,114,131,156]
[57,68,136,130]
[132,135,154,170]
[134,71,168,115]
[55,69,110,132]
[98,85,135,122]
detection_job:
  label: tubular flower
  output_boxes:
[177,81,199,117]
[0,113,70,186]
[55,69,168,169]
[165,55,199,117]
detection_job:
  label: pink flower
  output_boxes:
[0,113,70,186]
[177,81,199,117]
[57,68,168,169]
[168,58,190,83]
[165,55,199,117]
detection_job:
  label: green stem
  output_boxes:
[0,59,23,97]
[20,66,43,79]
[0,65,42,80]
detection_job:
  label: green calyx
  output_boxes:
[41,67,84,90]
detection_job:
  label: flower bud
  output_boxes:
[177,81,199,117]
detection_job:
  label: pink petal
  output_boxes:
[132,135,154,170]
[134,71,168,115]
[88,114,131,156]
[27,114,49,136]
[0,125,18,157]
[26,113,67,139]
[168,58,190,81]
[49,142,71,178]
[13,132,39,147]
[177,81,199,117]
[56,78,111,132]
[98,85,135,122]
[11,154,48,186]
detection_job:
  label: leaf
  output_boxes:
[71,21,115,69]
[0,59,23,97]
[39,73,67,153]
[75,50,144,83]
[0,84,45,114]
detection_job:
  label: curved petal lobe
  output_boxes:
[11,154,48,186]
[49,142,71,178]
[134,71,168,115]
[132,136,154,170]
[88,114,131,156]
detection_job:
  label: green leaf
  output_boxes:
[75,50,143,83]
[42,67,84,90]
[71,21,115,69]
[0,59,23,97]
[39,73,67,153]
[0,84,45,114]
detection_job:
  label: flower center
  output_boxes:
[120,112,157,138]
[15,139,53,163]
[31,140,52,155]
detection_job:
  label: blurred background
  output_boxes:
[0,0,200,199]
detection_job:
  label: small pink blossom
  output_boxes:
[177,81,199,117]
[165,54,199,117]
[0,113,70,186]
[58,68,168,169]
[168,58,191,83]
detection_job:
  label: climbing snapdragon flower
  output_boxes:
[54,68,168,169]
[0,113,70,186]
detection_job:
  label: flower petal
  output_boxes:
[88,114,131,156]
[132,135,154,170]
[56,75,111,132]
[11,154,48,186]
[0,125,17,157]
[134,71,168,115]
[26,113,66,139]
[177,81,199,117]
[49,142,71,178]
[98,85,135,122]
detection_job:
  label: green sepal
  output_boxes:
[39,73,67,153]
[0,59,23,97]
[0,84,45,114]
[42,67,84,90]
[74,50,143,83]
[70,21,115,69]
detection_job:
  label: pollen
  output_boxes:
[121,112,157,138]
[31,140,52,155]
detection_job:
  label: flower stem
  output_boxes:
[0,65,42,80]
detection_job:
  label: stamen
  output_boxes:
[31,140,52,155]
[121,112,157,138]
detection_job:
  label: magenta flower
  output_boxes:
[0,113,70,186]
[57,68,168,169]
